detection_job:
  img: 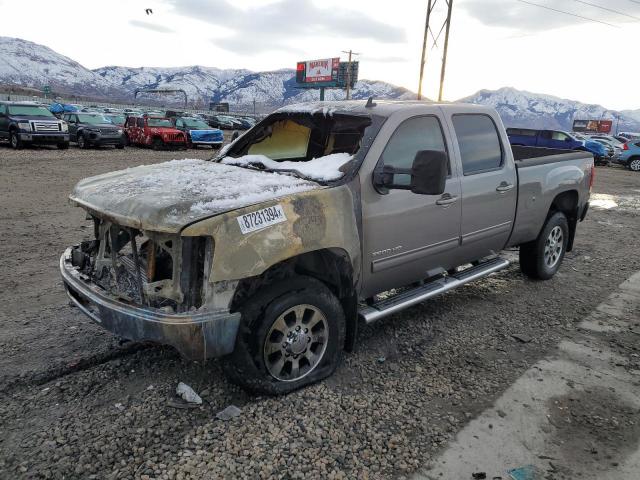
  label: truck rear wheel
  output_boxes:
[222,276,345,395]
[519,211,569,280]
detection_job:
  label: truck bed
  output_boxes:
[512,145,591,166]
[507,146,593,248]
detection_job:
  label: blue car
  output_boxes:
[173,117,224,149]
[507,128,609,164]
[618,140,640,172]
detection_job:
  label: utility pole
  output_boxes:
[342,50,360,100]
[417,0,433,100]
[416,0,454,101]
[438,0,453,102]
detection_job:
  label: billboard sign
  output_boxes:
[573,119,613,134]
[296,58,340,86]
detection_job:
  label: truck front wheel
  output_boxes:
[519,211,569,280]
[222,276,345,395]
[152,138,164,151]
[9,130,22,149]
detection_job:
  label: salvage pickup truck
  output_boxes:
[60,100,594,394]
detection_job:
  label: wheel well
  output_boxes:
[549,190,579,251]
[230,248,359,352]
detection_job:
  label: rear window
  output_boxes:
[452,114,503,175]
[507,128,536,137]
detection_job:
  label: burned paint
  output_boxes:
[181,184,361,287]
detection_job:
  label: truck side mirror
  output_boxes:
[373,150,448,195]
[231,130,240,141]
[410,150,448,195]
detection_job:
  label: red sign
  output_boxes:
[297,57,340,84]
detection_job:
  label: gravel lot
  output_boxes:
[1,144,639,479]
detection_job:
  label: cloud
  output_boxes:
[167,0,405,54]
[458,0,640,32]
[129,20,174,34]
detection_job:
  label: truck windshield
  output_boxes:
[220,112,372,182]
[106,115,125,125]
[8,105,55,117]
[147,118,173,127]
[77,114,110,124]
[182,118,210,129]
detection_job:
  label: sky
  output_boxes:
[1,0,639,109]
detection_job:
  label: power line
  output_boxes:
[516,0,620,27]
[565,0,640,21]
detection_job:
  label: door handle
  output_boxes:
[436,194,458,206]
[496,182,515,193]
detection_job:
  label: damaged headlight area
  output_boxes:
[70,217,211,313]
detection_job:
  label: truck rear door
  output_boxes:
[360,112,462,298]
[447,110,517,262]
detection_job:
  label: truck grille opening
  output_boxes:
[72,219,208,312]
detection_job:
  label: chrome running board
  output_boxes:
[358,257,509,324]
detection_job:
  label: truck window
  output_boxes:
[380,116,448,185]
[452,114,503,175]
[551,131,569,141]
[0,104,6,115]
[137,118,145,128]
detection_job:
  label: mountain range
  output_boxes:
[1,36,639,132]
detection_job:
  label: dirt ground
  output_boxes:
[0,144,639,480]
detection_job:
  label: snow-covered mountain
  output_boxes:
[1,36,639,131]
[460,87,640,132]
[0,37,122,98]
[93,65,415,108]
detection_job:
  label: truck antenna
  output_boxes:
[365,96,376,108]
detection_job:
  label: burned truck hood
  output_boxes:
[69,159,321,233]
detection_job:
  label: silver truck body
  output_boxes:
[60,100,593,379]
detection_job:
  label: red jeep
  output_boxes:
[124,115,187,150]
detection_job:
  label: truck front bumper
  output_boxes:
[20,133,69,143]
[60,247,241,360]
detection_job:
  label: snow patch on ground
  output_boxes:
[221,153,353,182]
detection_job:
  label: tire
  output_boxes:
[222,276,345,395]
[123,134,130,146]
[629,158,640,172]
[519,211,569,280]
[57,142,69,150]
[77,133,87,149]
[151,138,163,151]
[115,144,125,150]
[9,130,22,150]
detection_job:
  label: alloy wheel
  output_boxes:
[263,304,328,382]
[544,226,563,268]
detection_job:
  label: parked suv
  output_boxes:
[0,101,69,149]
[618,140,640,171]
[124,115,187,150]
[172,117,224,149]
[62,112,125,149]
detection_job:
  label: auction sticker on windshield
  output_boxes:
[237,205,287,234]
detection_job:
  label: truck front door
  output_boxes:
[361,114,462,298]
[448,112,518,263]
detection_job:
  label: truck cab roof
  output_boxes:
[276,100,495,119]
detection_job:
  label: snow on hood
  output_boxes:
[221,153,353,182]
[70,159,320,233]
